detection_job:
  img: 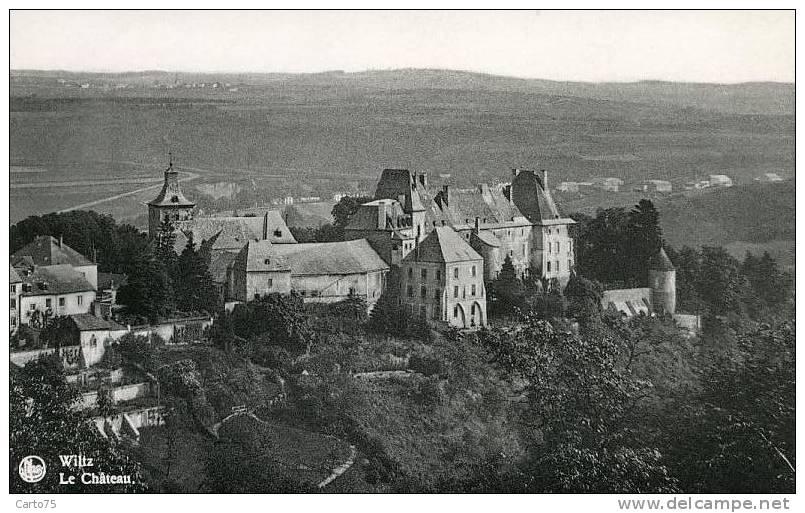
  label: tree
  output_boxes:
[40,315,79,350]
[331,195,373,229]
[10,355,147,493]
[742,251,792,306]
[489,255,524,316]
[483,315,677,493]
[117,245,174,324]
[626,199,664,284]
[174,233,220,314]
[154,218,178,276]
[697,246,748,316]
[227,292,314,354]
[564,273,604,326]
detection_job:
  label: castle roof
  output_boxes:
[471,229,501,248]
[270,239,389,276]
[12,236,94,267]
[375,169,425,212]
[234,240,291,273]
[601,288,652,317]
[403,226,482,264]
[148,164,195,207]
[19,264,95,296]
[511,169,568,223]
[182,212,296,253]
[649,247,675,271]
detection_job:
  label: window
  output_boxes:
[11,317,16,327]
[421,268,427,280]
[59,297,65,307]
[547,261,552,272]
[453,305,459,318]
[471,284,476,296]
[420,285,427,298]
[471,265,476,277]
[568,259,572,271]
[547,243,551,254]
[556,242,560,253]
[453,286,459,298]
[264,258,271,265]
[268,278,273,287]
[30,303,36,311]
[273,229,282,237]
[408,267,413,278]
[556,260,560,272]
[453,267,459,279]
[435,289,440,299]
[407,285,413,297]
[522,245,526,257]
[9,284,15,293]
[436,269,441,281]
[419,305,427,318]
[77,295,83,306]
[46,299,52,308]
[10,298,16,309]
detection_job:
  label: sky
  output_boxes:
[9,10,795,83]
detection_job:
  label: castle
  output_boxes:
[146,161,684,330]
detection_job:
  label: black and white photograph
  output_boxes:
[5,7,798,507]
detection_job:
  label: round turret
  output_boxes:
[648,247,676,315]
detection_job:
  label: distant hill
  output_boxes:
[11,68,793,115]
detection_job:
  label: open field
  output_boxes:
[9,69,793,263]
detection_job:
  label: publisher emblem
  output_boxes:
[19,456,47,483]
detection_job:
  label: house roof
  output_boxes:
[601,288,652,317]
[69,313,126,332]
[12,236,93,267]
[10,265,22,284]
[234,240,291,273]
[403,226,482,264]
[185,212,296,251]
[19,264,95,296]
[471,230,501,248]
[648,247,675,271]
[270,239,389,275]
[148,166,195,207]
[98,272,128,290]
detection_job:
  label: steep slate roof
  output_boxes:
[404,226,482,264]
[185,212,296,251]
[234,240,291,273]
[270,239,389,276]
[471,230,501,248]
[19,264,95,296]
[511,170,565,223]
[375,169,425,212]
[69,313,126,331]
[648,248,675,271]
[10,265,22,284]
[148,165,195,207]
[13,236,93,267]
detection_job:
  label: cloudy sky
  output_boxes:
[10,10,795,83]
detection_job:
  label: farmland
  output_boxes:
[9,69,794,263]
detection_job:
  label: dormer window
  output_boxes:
[171,195,179,203]
[264,258,271,265]
[273,229,282,237]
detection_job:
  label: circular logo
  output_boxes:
[19,456,47,483]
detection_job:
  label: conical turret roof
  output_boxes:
[148,161,195,207]
[648,247,675,271]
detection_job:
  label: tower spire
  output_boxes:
[167,151,173,171]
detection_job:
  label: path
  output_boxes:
[56,169,199,213]
[212,410,358,490]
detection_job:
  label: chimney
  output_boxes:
[263,212,269,240]
[474,216,481,233]
[512,168,520,178]
[441,185,449,206]
[419,172,428,189]
[415,225,422,261]
[541,169,548,190]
